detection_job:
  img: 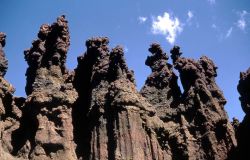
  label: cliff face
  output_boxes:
[0,16,248,160]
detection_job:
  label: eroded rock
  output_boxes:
[0,16,246,160]
[10,16,78,160]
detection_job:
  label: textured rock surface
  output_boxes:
[10,15,78,160]
[0,16,248,160]
[140,43,181,121]
[141,45,237,159]
[0,32,8,77]
[73,38,169,160]
[0,33,24,160]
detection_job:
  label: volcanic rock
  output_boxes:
[0,33,24,160]
[73,38,171,159]
[0,15,247,160]
[10,15,78,160]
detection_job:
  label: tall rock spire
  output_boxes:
[0,15,247,160]
[24,15,70,95]
[140,43,181,121]
[12,16,78,160]
[73,39,173,160]
[168,46,236,159]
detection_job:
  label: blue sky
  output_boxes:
[0,0,249,121]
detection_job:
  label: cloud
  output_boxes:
[237,19,246,30]
[188,11,194,20]
[138,16,147,23]
[187,11,193,22]
[237,10,248,31]
[226,27,233,38]
[211,24,217,29]
[208,0,215,4]
[151,12,183,44]
[124,46,129,53]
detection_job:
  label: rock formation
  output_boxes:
[0,32,24,160]
[73,38,170,159]
[0,32,8,77]
[141,44,237,159]
[169,46,236,159]
[0,15,249,160]
[140,43,181,121]
[10,15,77,160]
[235,68,250,159]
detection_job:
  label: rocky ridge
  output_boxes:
[0,16,249,160]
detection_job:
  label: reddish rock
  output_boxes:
[169,46,236,159]
[140,43,181,121]
[0,16,247,160]
[73,38,169,159]
[10,16,78,160]
[0,33,24,160]
[142,44,237,159]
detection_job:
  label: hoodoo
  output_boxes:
[0,16,248,160]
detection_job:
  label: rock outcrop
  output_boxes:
[235,68,250,159]
[0,16,248,160]
[169,46,236,159]
[11,15,78,160]
[0,32,8,77]
[0,32,24,160]
[140,43,181,121]
[73,38,171,159]
[141,44,237,159]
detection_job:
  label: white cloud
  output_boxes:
[237,19,246,30]
[208,0,215,4]
[187,11,193,22]
[241,10,248,16]
[226,27,233,38]
[151,12,183,44]
[237,10,248,31]
[124,46,129,53]
[138,16,147,23]
[211,24,217,29]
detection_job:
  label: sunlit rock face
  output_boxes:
[0,15,248,160]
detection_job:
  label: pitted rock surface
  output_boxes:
[0,16,249,160]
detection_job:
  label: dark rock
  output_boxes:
[24,15,70,95]
[140,44,237,159]
[0,33,24,160]
[169,46,236,159]
[10,16,78,160]
[235,68,250,159]
[0,16,247,160]
[140,43,181,121]
[0,32,8,77]
[73,38,165,159]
